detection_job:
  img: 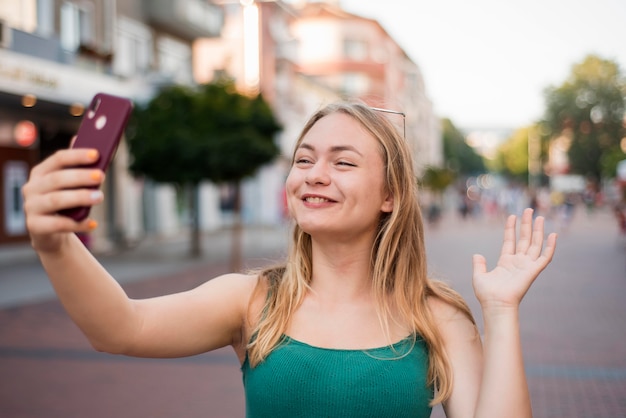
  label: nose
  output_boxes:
[305,161,330,186]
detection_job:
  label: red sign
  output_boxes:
[14,120,38,147]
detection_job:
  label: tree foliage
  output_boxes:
[127,80,281,185]
[441,118,486,175]
[125,79,282,258]
[542,54,626,180]
[493,126,534,183]
[420,166,456,194]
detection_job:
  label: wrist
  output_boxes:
[32,232,73,256]
[481,303,521,325]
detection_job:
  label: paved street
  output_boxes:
[0,207,624,417]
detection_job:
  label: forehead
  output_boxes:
[299,112,380,152]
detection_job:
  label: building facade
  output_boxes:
[290,2,441,173]
[0,0,441,252]
[195,0,441,224]
[0,0,222,249]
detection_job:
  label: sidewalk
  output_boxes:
[0,224,290,309]
[1,207,625,418]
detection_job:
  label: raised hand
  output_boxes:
[472,208,557,312]
[22,148,105,253]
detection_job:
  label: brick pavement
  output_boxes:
[0,261,249,418]
[427,208,626,418]
[1,207,625,417]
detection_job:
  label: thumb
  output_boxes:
[472,254,487,276]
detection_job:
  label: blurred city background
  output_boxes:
[0,0,625,417]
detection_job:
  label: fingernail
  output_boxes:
[88,220,98,230]
[87,150,99,160]
[90,170,102,181]
[90,190,103,201]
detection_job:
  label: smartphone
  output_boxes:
[58,92,133,221]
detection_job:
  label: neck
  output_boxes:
[308,239,374,302]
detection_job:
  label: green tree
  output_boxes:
[126,80,282,262]
[419,166,456,200]
[493,125,541,185]
[542,54,626,181]
[441,118,486,175]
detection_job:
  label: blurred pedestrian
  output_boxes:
[22,100,557,418]
[614,202,626,235]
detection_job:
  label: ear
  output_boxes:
[381,193,394,213]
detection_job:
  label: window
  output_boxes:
[157,36,192,84]
[60,1,94,51]
[114,17,152,77]
[342,72,369,96]
[36,0,54,37]
[344,39,368,61]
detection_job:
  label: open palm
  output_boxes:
[472,208,558,311]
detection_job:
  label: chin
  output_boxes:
[295,221,332,236]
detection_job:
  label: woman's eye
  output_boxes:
[337,161,356,167]
[295,158,312,165]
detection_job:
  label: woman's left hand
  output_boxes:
[472,208,557,312]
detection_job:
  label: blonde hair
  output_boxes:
[247,100,476,405]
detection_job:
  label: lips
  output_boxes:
[302,194,336,204]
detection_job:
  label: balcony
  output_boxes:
[143,0,224,40]
[1,26,68,65]
[1,25,113,75]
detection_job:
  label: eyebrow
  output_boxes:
[297,142,364,157]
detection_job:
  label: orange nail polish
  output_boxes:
[88,220,98,230]
[90,170,102,181]
[87,150,98,160]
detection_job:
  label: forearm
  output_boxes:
[474,308,532,418]
[37,234,138,352]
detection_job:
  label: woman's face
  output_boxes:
[285,112,393,241]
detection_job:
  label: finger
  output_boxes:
[27,168,105,196]
[29,148,99,178]
[24,188,104,216]
[472,254,487,276]
[527,215,546,259]
[500,214,517,257]
[516,208,534,254]
[27,215,99,235]
[536,232,558,268]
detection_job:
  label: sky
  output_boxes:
[339,0,626,132]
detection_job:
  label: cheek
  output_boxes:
[285,169,297,194]
[284,170,299,207]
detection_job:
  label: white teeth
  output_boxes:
[305,197,330,203]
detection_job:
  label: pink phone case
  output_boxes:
[58,93,133,221]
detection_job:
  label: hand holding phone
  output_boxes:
[58,92,133,221]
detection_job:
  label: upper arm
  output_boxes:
[119,273,258,358]
[428,297,483,418]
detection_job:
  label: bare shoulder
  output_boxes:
[202,271,260,291]
[426,296,479,341]
[197,271,270,317]
[192,272,261,312]
[198,271,270,357]
[426,295,468,321]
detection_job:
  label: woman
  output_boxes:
[22,101,556,417]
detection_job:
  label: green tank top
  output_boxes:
[241,335,433,418]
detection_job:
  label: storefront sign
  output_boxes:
[0,62,58,90]
[0,49,145,106]
[13,120,38,147]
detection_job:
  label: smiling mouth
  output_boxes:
[304,196,333,203]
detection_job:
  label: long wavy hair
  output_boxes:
[246,100,476,405]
